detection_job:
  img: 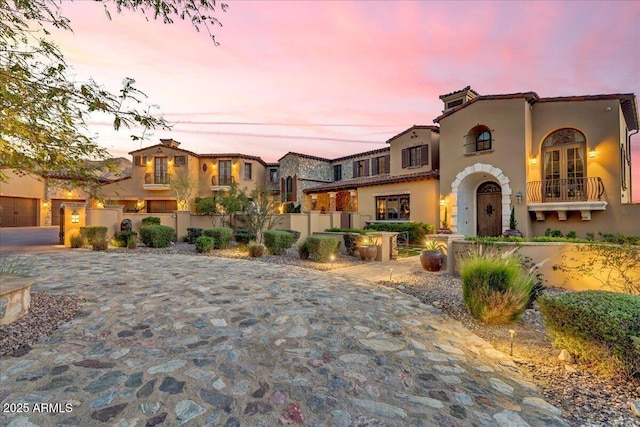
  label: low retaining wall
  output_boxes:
[0,274,34,325]
[450,240,637,293]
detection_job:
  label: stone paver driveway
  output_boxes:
[0,251,568,426]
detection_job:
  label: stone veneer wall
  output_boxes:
[278,155,332,207]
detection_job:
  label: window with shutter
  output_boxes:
[420,145,429,165]
[363,160,369,176]
[352,161,358,178]
[402,149,409,168]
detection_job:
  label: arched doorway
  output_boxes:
[476,181,502,237]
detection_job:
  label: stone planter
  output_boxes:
[420,250,444,272]
[359,245,378,261]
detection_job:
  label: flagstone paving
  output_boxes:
[0,251,569,426]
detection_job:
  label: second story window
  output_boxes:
[333,164,342,181]
[244,162,252,180]
[134,155,147,166]
[352,159,369,178]
[372,155,390,175]
[218,160,232,185]
[465,125,492,154]
[269,168,278,183]
[154,157,168,184]
[476,131,492,151]
[402,145,428,168]
[174,155,186,166]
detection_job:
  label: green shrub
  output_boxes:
[277,229,301,245]
[263,230,294,255]
[325,227,366,234]
[538,291,640,378]
[194,197,218,215]
[599,232,640,245]
[566,231,577,239]
[80,226,108,245]
[195,236,214,253]
[459,251,535,324]
[298,240,310,260]
[544,228,564,238]
[112,231,137,247]
[343,233,358,256]
[92,239,108,251]
[70,234,85,248]
[234,229,256,245]
[305,236,340,262]
[365,222,435,244]
[139,225,175,248]
[203,227,233,249]
[126,235,137,249]
[186,228,203,244]
[283,202,301,213]
[248,243,265,257]
[141,216,162,227]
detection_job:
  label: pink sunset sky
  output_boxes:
[51,1,640,200]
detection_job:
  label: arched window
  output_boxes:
[542,128,586,201]
[285,176,294,201]
[465,125,492,153]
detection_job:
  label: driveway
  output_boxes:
[0,227,62,253]
[0,251,568,426]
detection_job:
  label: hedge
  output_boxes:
[80,226,108,245]
[277,229,301,245]
[195,236,214,253]
[203,227,233,249]
[234,229,257,245]
[186,228,204,244]
[141,216,161,227]
[364,222,435,244]
[112,231,137,247]
[263,230,294,255]
[538,291,640,378]
[304,236,340,262]
[139,225,175,248]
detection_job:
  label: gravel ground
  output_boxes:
[378,271,640,427]
[2,243,638,426]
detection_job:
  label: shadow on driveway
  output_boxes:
[0,226,63,253]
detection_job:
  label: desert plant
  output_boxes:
[538,291,640,378]
[508,207,517,230]
[248,243,266,257]
[424,240,446,252]
[263,230,294,255]
[70,234,85,248]
[203,227,233,249]
[343,233,358,256]
[186,228,204,244]
[141,216,161,227]
[304,236,340,262]
[459,251,535,324]
[544,228,564,238]
[126,235,138,249]
[92,238,108,251]
[441,206,449,229]
[139,225,174,248]
[80,226,108,245]
[195,236,214,253]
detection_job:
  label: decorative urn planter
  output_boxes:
[359,245,378,261]
[420,240,446,272]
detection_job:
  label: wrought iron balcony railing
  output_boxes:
[527,177,605,203]
[211,175,234,186]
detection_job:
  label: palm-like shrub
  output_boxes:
[459,251,534,324]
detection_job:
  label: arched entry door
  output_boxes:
[477,181,502,237]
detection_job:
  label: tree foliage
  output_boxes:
[170,167,197,211]
[215,182,248,227]
[0,0,227,183]
[237,184,282,243]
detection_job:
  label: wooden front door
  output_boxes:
[477,182,502,237]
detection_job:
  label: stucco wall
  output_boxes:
[356,180,439,227]
[389,128,439,176]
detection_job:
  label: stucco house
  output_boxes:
[435,87,639,237]
[2,87,638,239]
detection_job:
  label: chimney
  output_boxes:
[159,138,180,148]
[439,86,479,113]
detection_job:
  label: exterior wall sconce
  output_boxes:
[43,200,49,207]
[515,191,523,204]
[440,198,446,206]
[71,210,80,223]
[529,157,537,165]
[67,191,73,197]
[589,147,596,158]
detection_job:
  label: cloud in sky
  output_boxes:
[49,0,640,200]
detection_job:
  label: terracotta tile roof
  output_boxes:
[129,143,199,157]
[199,153,268,166]
[277,152,332,162]
[332,147,390,162]
[304,170,439,193]
[385,125,440,144]
[537,93,638,130]
[438,85,480,100]
[433,92,539,123]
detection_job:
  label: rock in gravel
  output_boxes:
[558,349,574,363]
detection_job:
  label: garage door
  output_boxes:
[51,199,85,226]
[147,200,177,213]
[0,196,38,227]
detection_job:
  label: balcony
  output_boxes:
[210,175,234,191]
[143,173,171,191]
[526,177,607,221]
